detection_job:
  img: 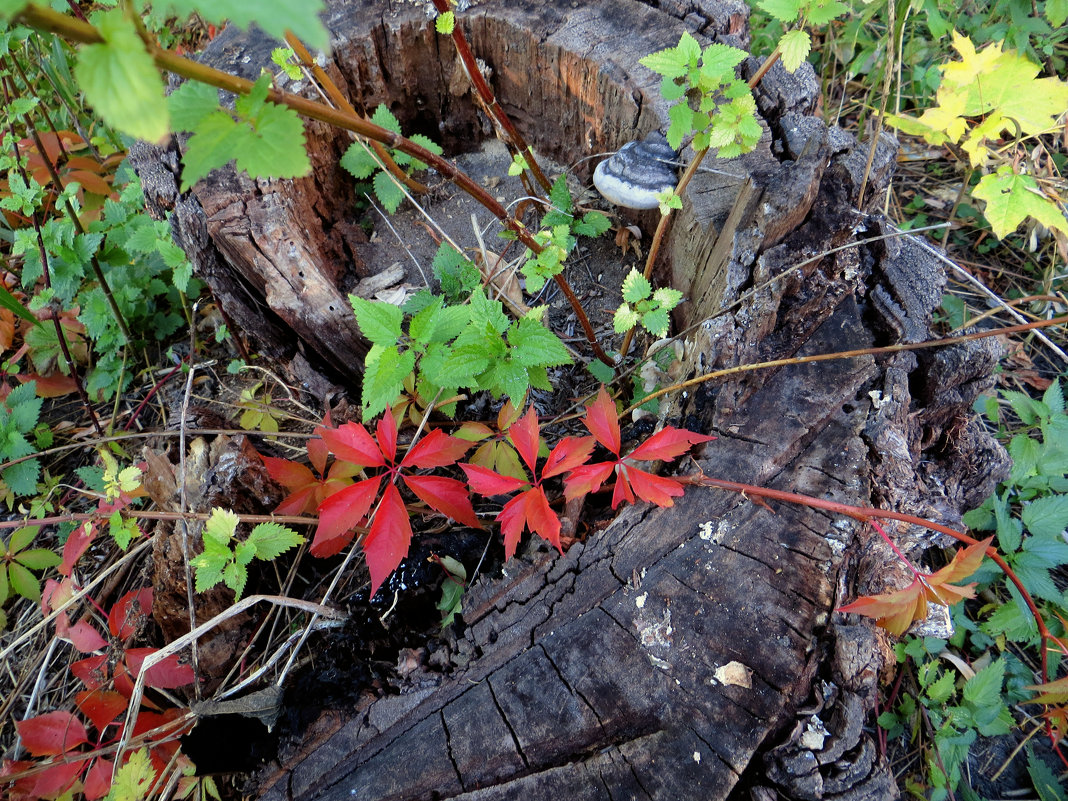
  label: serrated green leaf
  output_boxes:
[962,658,1005,708]
[108,747,156,801]
[778,29,811,72]
[180,112,243,190]
[152,0,328,50]
[168,80,220,132]
[370,104,402,135]
[700,43,749,80]
[1046,0,1068,26]
[9,526,37,554]
[480,359,528,403]
[222,560,247,599]
[641,308,671,337]
[1027,747,1067,801]
[406,133,442,169]
[614,304,640,333]
[549,173,573,216]
[75,10,169,143]
[234,95,310,182]
[507,318,572,368]
[621,269,652,303]
[925,670,957,704]
[350,297,404,345]
[1022,494,1068,539]
[666,102,694,150]
[973,167,1068,240]
[248,522,304,560]
[108,511,139,551]
[203,508,239,547]
[640,42,691,80]
[0,0,30,23]
[806,0,849,24]
[373,169,405,213]
[758,0,802,22]
[233,538,257,567]
[433,345,493,389]
[573,211,611,237]
[436,10,455,35]
[1042,381,1064,415]
[361,346,416,420]
[2,459,39,497]
[191,550,227,593]
[651,286,683,310]
[341,141,380,179]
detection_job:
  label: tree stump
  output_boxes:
[129,0,1011,798]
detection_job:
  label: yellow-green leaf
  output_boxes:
[972,167,1068,240]
[75,10,169,143]
[778,30,811,73]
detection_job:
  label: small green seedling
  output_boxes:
[191,509,304,600]
[613,268,683,338]
[0,526,61,628]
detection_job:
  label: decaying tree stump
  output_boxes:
[130,0,1011,798]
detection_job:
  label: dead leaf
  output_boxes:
[713,661,753,688]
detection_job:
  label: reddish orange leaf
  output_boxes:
[460,463,528,496]
[627,426,715,462]
[401,428,471,469]
[312,477,381,556]
[363,483,411,597]
[582,386,621,455]
[75,689,128,733]
[16,711,89,756]
[403,474,480,528]
[320,422,385,467]
[507,406,542,474]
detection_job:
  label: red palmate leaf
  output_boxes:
[71,655,109,690]
[58,613,108,653]
[496,486,560,559]
[363,483,412,597]
[562,462,615,501]
[541,436,595,479]
[262,456,314,491]
[83,756,114,801]
[623,465,686,507]
[312,476,381,556]
[507,406,542,473]
[403,474,480,528]
[60,521,94,576]
[16,711,89,756]
[319,422,385,467]
[308,435,329,476]
[402,428,471,469]
[108,588,152,640]
[460,463,528,496]
[75,689,128,733]
[31,758,86,798]
[125,648,195,689]
[582,386,621,454]
[627,426,715,462]
[377,408,398,462]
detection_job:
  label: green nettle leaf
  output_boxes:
[805,0,850,25]
[642,308,671,338]
[778,29,811,72]
[340,141,380,179]
[639,42,691,80]
[962,658,1005,708]
[372,169,406,213]
[222,560,247,599]
[370,104,403,135]
[436,10,455,34]
[699,43,748,79]
[758,0,802,22]
[573,211,611,237]
[0,0,30,22]
[361,346,416,420]
[168,80,221,132]
[972,168,1068,240]
[152,0,329,50]
[1021,495,1068,539]
[666,102,694,150]
[621,269,652,303]
[180,112,244,190]
[652,287,683,309]
[248,522,304,561]
[236,98,310,181]
[203,508,239,547]
[351,297,404,344]
[75,10,169,143]
[406,134,443,169]
[614,304,640,333]
[508,318,572,368]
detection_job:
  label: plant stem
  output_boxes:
[429,0,552,193]
[14,3,613,365]
[284,32,428,196]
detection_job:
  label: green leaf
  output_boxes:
[805,0,849,25]
[152,0,329,50]
[0,283,42,329]
[614,304,640,334]
[1022,495,1068,539]
[778,29,811,72]
[361,345,415,420]
[0,0,30,23]
[203,508,239,548]
[925,670,956,704]
[234,88,311,182]
[507,318,572,368]
[168,80,220,132]
[9,525,37,554]
[14,546,60,571]
[1027,747,1067,801]
[758,0,802,22]
[621,269,652,303]
[641,308,671,337]
[373,169,405,213]
[1042,381,1064,416]
[108,511,139,551]
[341,141,380,179]
[75,10,169,143]
[271,47,302,80]
[408,296,444,346]
[973,167,1068,240]
[480,359,528,404]
[1046,0,1068,26]
[432,345,493,389]
[233,538,257,567]
[222,559,248,598]
[436,10,455,34]
[350,297,404,345]
[962,658,1005,708]
[699,43,749,80]
[180,112,243,190]
[8,561,40,602]
[573,211,611,237]
[652,286,683,310]
[666,102,694,150]
[370,104,402,135]
[191,549,228,593]
[2,459,39,497]
[248,522,304,560]
[640,33,697,79]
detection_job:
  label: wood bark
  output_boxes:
[129,1,1010,798]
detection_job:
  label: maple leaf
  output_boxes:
[838,536,993,636]
[563,386,714,509]
[461,405,593,559]
[312,410,476,597]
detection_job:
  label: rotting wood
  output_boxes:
[127,0,1010,797]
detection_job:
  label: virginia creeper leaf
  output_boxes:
[363,483,411,597]
[16,710,90,756]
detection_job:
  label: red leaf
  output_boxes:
[83,757,114,800]
[41,577,75,615]
[125,648,195,689]
[522,486,561,552]
[75,689,128,733]
[320,422,385,467]
[623,465,686,507]
[581,387,621,455]
[307,435,328,476]
[401,429,471,469]
[839,580,927,636]
[71,655,109,690]
[60,521,94,576]
[275,485,317,516]
[460,463,528,496]
[312,476,381,557]
[108,587,152,639]
[611,470,636,509]
[496,493,528,560]
[262,456,314,490]
[403,474,480,528]
[363,483,412,598]
[507,406,541,474]
[376,408,398,463]
[540,436,595,479]
[563,462,615,501]
[626,426,715,462]
[58,613,108,653]
[31,758,86,798]
[16,711,89,756]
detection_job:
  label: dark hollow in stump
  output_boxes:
[130,1,1010,798]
